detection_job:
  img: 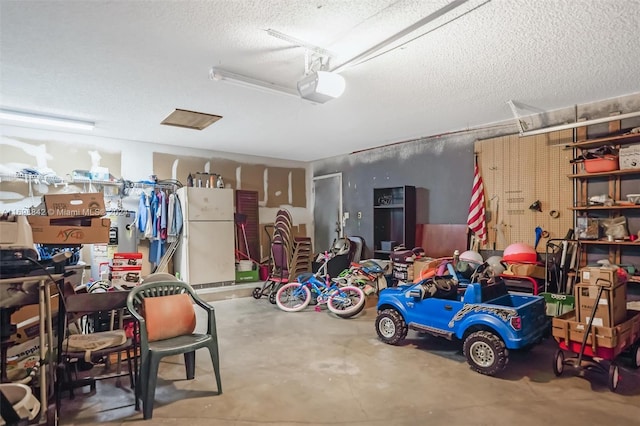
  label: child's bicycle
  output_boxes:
[275,273,366,318]
[274,251,365,318]
[333,260,387,295]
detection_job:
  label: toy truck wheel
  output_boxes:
[463,331,508,376]
[631,344,640,369]
[375,309,407,345]
[608,362,620,392]
[553,350,565,376]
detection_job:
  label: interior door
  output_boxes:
[313,173,342,254]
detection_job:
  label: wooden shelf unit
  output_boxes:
[570,119,640,269]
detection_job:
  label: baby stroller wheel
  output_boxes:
[252,287,262,299]
[268,291,277,304]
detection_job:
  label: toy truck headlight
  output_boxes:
[510,316,522,330]
[408,289,422,299]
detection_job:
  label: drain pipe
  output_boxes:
[519,110,640,137]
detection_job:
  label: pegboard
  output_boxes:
[475,130,574,252]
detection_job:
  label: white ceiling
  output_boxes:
[1,0,639,162]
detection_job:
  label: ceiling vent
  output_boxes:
[161,109,222,130]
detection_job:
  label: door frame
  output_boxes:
[312,172,344,242]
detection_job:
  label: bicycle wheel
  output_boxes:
[327,285,365,318]
[275,282,311,312]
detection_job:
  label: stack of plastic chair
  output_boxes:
[271,209,294,280]
[251,208,315,302]
[288,237,313,280]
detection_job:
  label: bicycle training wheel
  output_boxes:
[275,282,311,312]
[327,286,365,318]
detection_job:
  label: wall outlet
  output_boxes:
[357,211,362,219]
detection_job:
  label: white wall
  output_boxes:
[0,124,314,234]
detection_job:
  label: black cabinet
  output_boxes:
[373,186,416,259]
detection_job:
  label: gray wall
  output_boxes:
[313,93,640,260]
[313,130,495,258]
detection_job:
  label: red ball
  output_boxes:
[503,242,537,264]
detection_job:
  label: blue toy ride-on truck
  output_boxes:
[375,269,548,376]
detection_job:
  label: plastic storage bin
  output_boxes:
[583,155,619,173]
[541,292,575,317]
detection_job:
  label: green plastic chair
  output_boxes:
[126,279,222,419]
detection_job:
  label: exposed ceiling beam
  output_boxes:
[331,0,472,73]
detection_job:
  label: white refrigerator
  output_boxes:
[175,187,235,287]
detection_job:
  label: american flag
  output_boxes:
[467,162,487,245]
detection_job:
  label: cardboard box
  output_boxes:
[7,337,41,367]
[110,265,142,287]
[11,295,60,344]
[0,215,34,246]
[575,282,627,327]
[579,266,618,287]
[28,216,110,244]
[505,263,546,279]
[41,193,106,217]
[412,258,438,282]
[112,252,143,266]
[619,143,640,170]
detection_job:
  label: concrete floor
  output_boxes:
[59,285,640,426]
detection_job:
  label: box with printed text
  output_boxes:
[40,193,106,218]
[575,282,627,327]
[27,216,110,244]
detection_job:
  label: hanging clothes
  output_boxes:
[167,193,176,242]
[174,197,183,235]
[144,192,153,239]
[137,192,148,233]
[149,239,165,265]
[159,190,168,241]
[150,190,159,239]
[168,193,183,243]
[148,189,169,266]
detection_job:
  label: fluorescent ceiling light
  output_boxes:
[265,28,335,58]
[209,68,298,98]
[0,109,95,131]
[297,71,345,103]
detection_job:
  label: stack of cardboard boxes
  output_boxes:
[576,266,627,327]
[110,252,143,287]
[552,266,640,354]
[27,193,109,244]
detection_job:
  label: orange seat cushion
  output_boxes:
[142,293,196,342]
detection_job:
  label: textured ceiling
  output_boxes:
[1,0,639,161]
